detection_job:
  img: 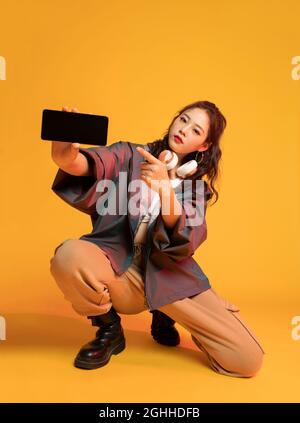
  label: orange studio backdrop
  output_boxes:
[0,0,299,403]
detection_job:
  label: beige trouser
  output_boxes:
[50,223,265,378]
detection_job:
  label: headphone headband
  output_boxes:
[158,150,199,179]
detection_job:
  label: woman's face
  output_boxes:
[168,107,211,162]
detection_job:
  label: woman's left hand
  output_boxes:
[136,146,170,193]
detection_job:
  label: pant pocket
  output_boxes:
[229,310,265,354]
[211,289,265,354]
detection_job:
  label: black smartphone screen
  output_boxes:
[41,109,109,146]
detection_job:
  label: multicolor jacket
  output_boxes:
[51,141,213,310]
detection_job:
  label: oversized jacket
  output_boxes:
[51,140,213,311]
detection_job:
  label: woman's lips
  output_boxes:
[174,135,183,144]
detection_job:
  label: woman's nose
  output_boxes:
[180,125,189,136]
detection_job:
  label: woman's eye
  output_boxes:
[179,117,200,135]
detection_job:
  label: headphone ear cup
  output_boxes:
[158,150,178,170]
[176,160,198,178]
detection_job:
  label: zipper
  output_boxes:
[142,220,155,310]
[127,157,136,269]
[129,219,151,310]
[128,149,152,309]
[142,245,151,310]
[128,220,135,267]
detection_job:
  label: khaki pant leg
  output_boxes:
[159,287,265,378]
[50,239,148,316]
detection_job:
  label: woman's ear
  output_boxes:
[200,142,211,152]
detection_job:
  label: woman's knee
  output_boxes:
[50,239,114,280]
[218,344,265,378]
[50,239,78,275]
[49,239,117,302]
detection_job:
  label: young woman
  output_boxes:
[50,101,265,377]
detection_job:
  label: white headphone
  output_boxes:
[158,150,203,179]
[139,149,203,220]
[142,150,203,219]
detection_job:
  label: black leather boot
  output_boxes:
[74,306,126,369]
[150,310,180,346]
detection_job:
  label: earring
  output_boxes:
[195,150,204,165]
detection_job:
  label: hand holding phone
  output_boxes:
[51,106,81,168]
[41,107,109,145]
[44,105,108,175]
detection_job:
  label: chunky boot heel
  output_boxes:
[150,310,180,347]
[74,306,126,370]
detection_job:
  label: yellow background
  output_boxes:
[0,0,299,403]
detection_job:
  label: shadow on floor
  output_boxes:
[1,313,208,367]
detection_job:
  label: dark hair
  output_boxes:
[146,101,227,206]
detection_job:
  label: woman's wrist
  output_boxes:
[59,153,91,176]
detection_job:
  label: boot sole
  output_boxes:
[74,338,126,370]
[152,334,180,347]
[151,329,180,347]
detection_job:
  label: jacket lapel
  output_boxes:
[127,144,150,237]
[127,144,192,240]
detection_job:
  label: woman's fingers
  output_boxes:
[62,106,79,113]
[99,287,111,306]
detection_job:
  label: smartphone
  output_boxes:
[41,109,109,145]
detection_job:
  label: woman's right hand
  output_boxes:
[51,106,81,167]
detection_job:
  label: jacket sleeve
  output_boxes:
[51,141,130,216]
[151,180,212,261]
